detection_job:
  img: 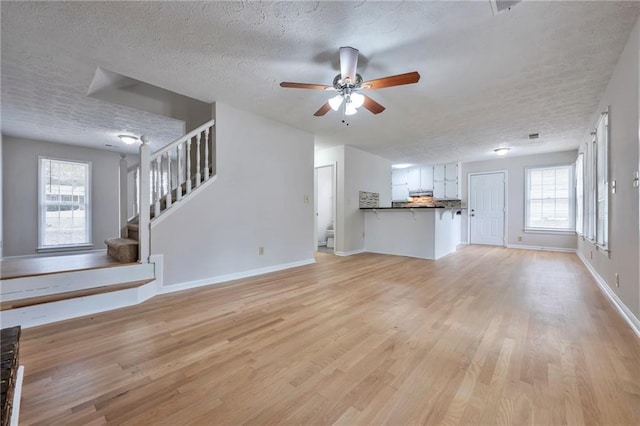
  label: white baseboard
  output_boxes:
[1,248,106,261]
[335,249,366,256]
[0,280,158,328]
[159,258,316,295]
[506,244,576,253]
[576,250,640,339]
[10,365,24,426]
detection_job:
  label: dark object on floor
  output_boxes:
[1,326,21,426]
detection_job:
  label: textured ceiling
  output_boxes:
[2,1,639,163]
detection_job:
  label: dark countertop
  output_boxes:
[360,206,445,209]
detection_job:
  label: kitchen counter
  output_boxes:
[360,206,444,209]
[363,208,461,260]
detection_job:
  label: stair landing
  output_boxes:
[0,251,128,280]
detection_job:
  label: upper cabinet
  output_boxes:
[433,162,460,199]
[407,167,421,190]
[419,166,433,190]
[391,168,408,186]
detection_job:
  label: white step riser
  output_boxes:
[0,263,155,302]
[0,281,157,328]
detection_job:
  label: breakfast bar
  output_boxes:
[362,207,461,260]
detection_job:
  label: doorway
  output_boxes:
[315,165,336,254]
[469,171,506,246]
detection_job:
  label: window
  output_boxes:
[595,111,608,249]
[581,110,609,249]
[525,164,575,232]
[39,157,91,249]
[575,153,583,235]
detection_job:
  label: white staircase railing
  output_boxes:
[120,119,215,263]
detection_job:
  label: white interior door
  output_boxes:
[469,172,506,246]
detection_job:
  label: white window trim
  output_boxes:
[38,156,93,251]
[524,163,576,234]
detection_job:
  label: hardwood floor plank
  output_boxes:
[15,247,640,425]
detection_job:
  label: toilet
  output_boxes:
[325,228,335,248]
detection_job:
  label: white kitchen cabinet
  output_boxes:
[392,168,408,186]
[392,184,409,201]
[433,164,445,182]
[420,166,433,190]
[433,181,445,199]
[407,167,421,191]
[445,162,459,181]
[445,180,459,199]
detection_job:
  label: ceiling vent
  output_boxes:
[528,133,540,140]
[490,0,522,14]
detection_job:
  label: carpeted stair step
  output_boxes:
[127,223,139,241]
[105,238,138,263]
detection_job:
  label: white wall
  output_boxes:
[151,102,315,286]
[315,145,392,255]
[2,136,123,257]
[316,165,334,244]
[578,18,639,321]
[461,150,578,250]
[343,146,392,253]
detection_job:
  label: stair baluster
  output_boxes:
[195,132,202,188]
[154,157,161,216]
[204,128,210,182]
[186,136,192,195]
[176,144,183,201]
[165,152,172,209]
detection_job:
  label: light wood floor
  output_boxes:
[17,246,640,425]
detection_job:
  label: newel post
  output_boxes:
[138,136,151,264]
[119,154,128,238]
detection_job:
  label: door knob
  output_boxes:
[470,214,475,217]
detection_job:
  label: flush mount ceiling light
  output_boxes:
[392,163,412,169]
[118,135,138,145]
[494,147,511,156]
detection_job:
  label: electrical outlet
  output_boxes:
[517,236,523,242]
[259,246,264,255]
[304,195,310,203]
[615,273,620,288]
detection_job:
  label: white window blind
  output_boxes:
[525,165,575,232]
[595,111,608,249]
[575,153,584,235]
[39,157,92,249]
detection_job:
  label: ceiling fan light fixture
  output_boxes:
[345,103,358,116]
[118,135,138,145]
[328,94,343,111]
[494,147,510,156]
[350,92,365,108]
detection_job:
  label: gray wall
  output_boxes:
[577,17,639,320]
[315,145,392,254]
[151,102,315,286]
[461,150,578,250]
[2,136,122,256]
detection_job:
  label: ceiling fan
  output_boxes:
[280,46,420,117]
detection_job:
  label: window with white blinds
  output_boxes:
[575,153,584,235]
[525,165,575,232]
[39,157,92,249]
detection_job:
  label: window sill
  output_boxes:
[37,244,94,254]
[523,228,576,236]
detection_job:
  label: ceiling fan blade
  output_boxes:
[362,95,385,114]
[362,71,420,90]
[314,102,332,117]
[339,46,359,83]
[280,82,332,90]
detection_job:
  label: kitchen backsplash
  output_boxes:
[359,191,380,208]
